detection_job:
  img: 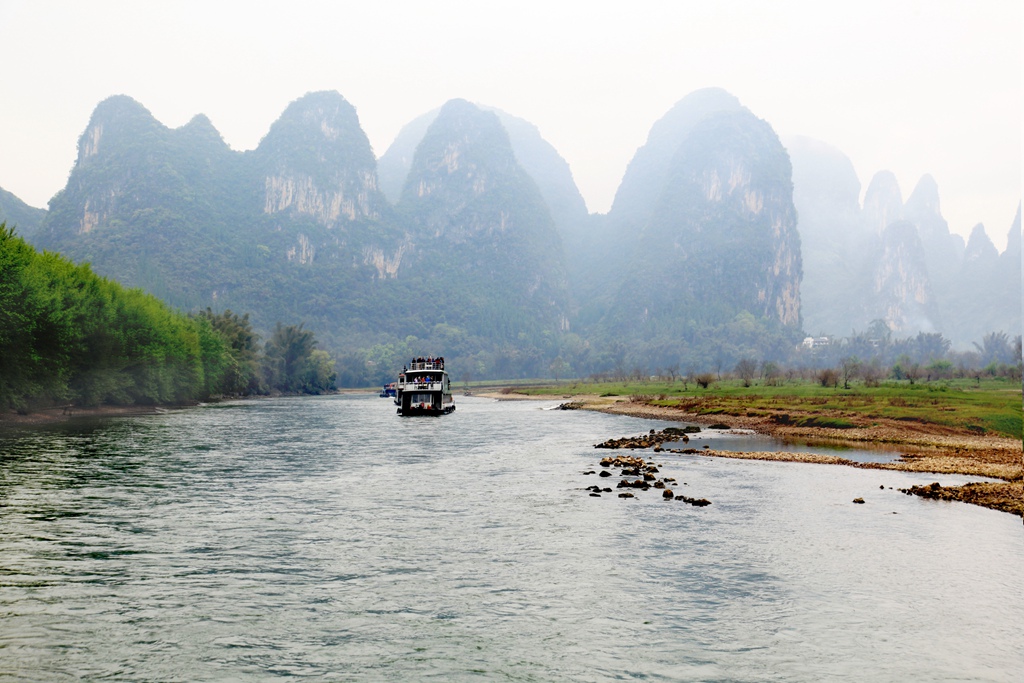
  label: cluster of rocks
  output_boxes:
[557,401,584,410]
[584,485,613,497]
[676,495,712,507]
[594,426,702,451]
[581,451,711,506]
[899,482,948,500]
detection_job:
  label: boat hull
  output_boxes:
[397,404,456,417]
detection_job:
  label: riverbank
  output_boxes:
[480,390,1023,518]
[0,404,171,427]
[0,389,365,429]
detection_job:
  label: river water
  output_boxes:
[1,394,1021,682]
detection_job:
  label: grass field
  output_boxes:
[508,377,1023,440]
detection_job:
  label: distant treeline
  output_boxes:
[587,326,1023,390]
[0,224,335,413]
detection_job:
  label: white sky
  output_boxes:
[1,0,1019,249]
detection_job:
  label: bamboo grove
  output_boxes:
[0,224,335,412]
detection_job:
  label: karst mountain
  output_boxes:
[4,88,1018,380]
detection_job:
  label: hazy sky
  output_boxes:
[1,0,1019,248]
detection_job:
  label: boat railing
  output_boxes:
[397,379,443,390]
[408,361,444,371]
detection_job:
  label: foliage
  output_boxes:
[694,373,716,389]
[1,222,222,409]
[196,308,262,394]
[818,368,839,388]
[760,360,782,386]
[262,322,335,394]
[839,356,861,389]
[974,332,1017,366]
[734,358,758,387]
[0,225,336,412]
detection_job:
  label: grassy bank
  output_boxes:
[500,376,1021,517]
[513,377,1022,440]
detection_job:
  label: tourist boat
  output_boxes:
[379,382,396,398]
[394,357,455,416]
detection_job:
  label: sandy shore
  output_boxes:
[482,391,1023,518]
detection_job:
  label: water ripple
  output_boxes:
[0,394,1021,681]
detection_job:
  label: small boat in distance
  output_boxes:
[395,356,455,416]
[379,382,396,398]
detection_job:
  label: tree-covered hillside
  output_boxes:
[29,93,575,382]
[397,99,569,342]
[14,88,1018,384]
[386,99,571,379]
[0,186,46,239]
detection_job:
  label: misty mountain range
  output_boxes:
[1,88,1019,380]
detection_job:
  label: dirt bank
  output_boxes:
[540,393,1022,518]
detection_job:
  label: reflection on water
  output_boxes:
[1,395,1021,682]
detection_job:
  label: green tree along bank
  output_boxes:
[1,224,335,413]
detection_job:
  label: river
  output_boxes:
[1,394,1021,681]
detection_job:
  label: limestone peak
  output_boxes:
[862,171,902,234]
[75,95,162,165]
[903,174,944,230]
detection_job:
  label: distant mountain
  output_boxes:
[395,99,570,358]
[491,111,589,254]
[609,88,744,230]
[1004,206,1023,336]
[32,92,408,345]
[584,88,748,321]
[965,207,1021,341]
[862,171,903,235]
[963,223,999,266]
[903,175,964,332]
[380,104,589,252]
[784,136,869,335]
[904,174,965,267]
[30,92,573,380]
[1002,204,1022,300]
[871,220,937,334]
[0,186,46,237]
[597,98,802,366]
[378,110,436,203]
[256,90,391,227]
[788,148,1019,345]
[789,164,947,337]
[36,95,247,308]
[25,88,1019,378]
[860,172,942,335]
